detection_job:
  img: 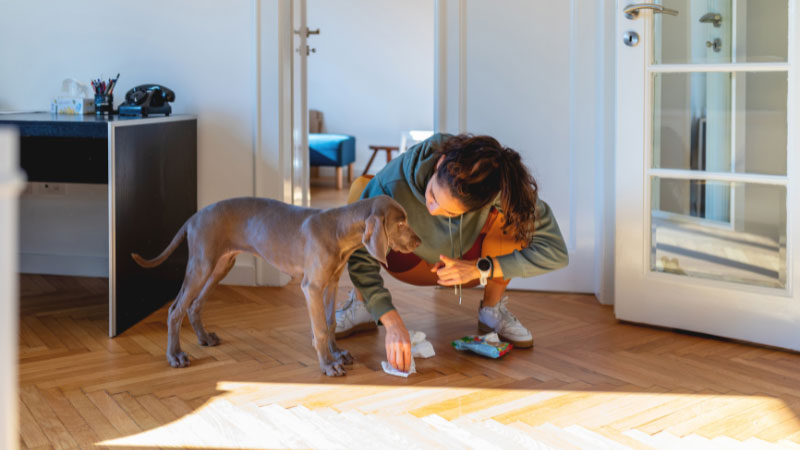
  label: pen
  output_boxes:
[112,74,120,94]
[108,74,119,95]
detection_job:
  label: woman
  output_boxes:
[339,133,568,372]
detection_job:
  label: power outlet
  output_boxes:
[37,182,66,196]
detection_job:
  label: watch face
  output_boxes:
[478,259,491,271]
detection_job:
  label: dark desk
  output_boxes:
[0,113,197,336]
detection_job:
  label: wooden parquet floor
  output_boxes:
[17,272,800,449]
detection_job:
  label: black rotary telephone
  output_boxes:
[118,84,175,117]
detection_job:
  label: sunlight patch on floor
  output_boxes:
[97,381,800,449]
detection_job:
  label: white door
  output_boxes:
[616,0,800,350]
[435,0,606,295]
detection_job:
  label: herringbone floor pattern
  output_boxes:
[18,273,800,449]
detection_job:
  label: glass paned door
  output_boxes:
[615,0,799,351]
[649,1,789,287]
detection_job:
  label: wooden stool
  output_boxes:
[335,163,354,190]
[362,145,399,176]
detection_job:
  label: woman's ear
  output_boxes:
[362,215,388,265]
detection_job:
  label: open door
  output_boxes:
[615,0,800,350]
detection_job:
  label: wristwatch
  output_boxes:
[477,257,493,286]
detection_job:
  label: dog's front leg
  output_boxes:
[323,280,353,366]
[302,277,346,376]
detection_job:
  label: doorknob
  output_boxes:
[624,3,679,19]
[296,45,317,56]
[623,31,640,47]
[705,38,722,52]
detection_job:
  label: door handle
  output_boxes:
[294,28,321,38]
[699,12,723,27]
[624,3,679,19]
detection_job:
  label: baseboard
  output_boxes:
[19,253,256,286]
[19,253,108,278]
[255,258,291,287]
[18,252,288,288]
[220,260,257,286]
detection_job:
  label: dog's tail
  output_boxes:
[131,221,189,269]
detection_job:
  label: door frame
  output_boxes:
[435,0,618,302]
[254,0,299,286]
[614,0,800,350]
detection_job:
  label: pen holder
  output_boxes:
[94,93,113,115]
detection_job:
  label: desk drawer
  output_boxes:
[21,136,107,184]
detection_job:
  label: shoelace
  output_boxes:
[497,298,523,327]
[341,292,359,323]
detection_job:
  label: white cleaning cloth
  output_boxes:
[411,330,436,358]
[483,332,501,344]
[381,330,435,377]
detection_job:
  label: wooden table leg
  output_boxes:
[335,166,343,190]
[362,149,379,176]
[348,163,354,184]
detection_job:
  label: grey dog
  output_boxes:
[131,195,420,376]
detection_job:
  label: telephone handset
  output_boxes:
[118,84,175,117]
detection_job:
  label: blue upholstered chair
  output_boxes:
[309,133,355,190]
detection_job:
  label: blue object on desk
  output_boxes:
[309,133,355,167]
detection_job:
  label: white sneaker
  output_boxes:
[478,296,534,348]
[335,290,377,339]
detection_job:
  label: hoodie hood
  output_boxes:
[401,133,451,205]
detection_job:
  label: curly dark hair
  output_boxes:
[434,134,539,243]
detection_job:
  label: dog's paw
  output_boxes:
[199,332,220,347]
[321,361,346,377]
[167,351,191,368]
[333,349,354,366]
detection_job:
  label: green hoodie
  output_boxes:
[347,133,569,322]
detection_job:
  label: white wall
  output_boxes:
[307,0,434,176]
[436,0,615,301]
[0,0,278,283]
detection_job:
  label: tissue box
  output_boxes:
[51,97,95,115]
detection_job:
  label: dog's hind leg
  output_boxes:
[167,258,213,368]
[188,253,237,347]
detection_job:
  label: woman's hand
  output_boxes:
[431,255,480,286]
[380,309,412,372]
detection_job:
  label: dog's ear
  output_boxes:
[363,215,389,265]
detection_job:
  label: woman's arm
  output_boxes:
[346,176,396,321]
[494,198,569,280]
